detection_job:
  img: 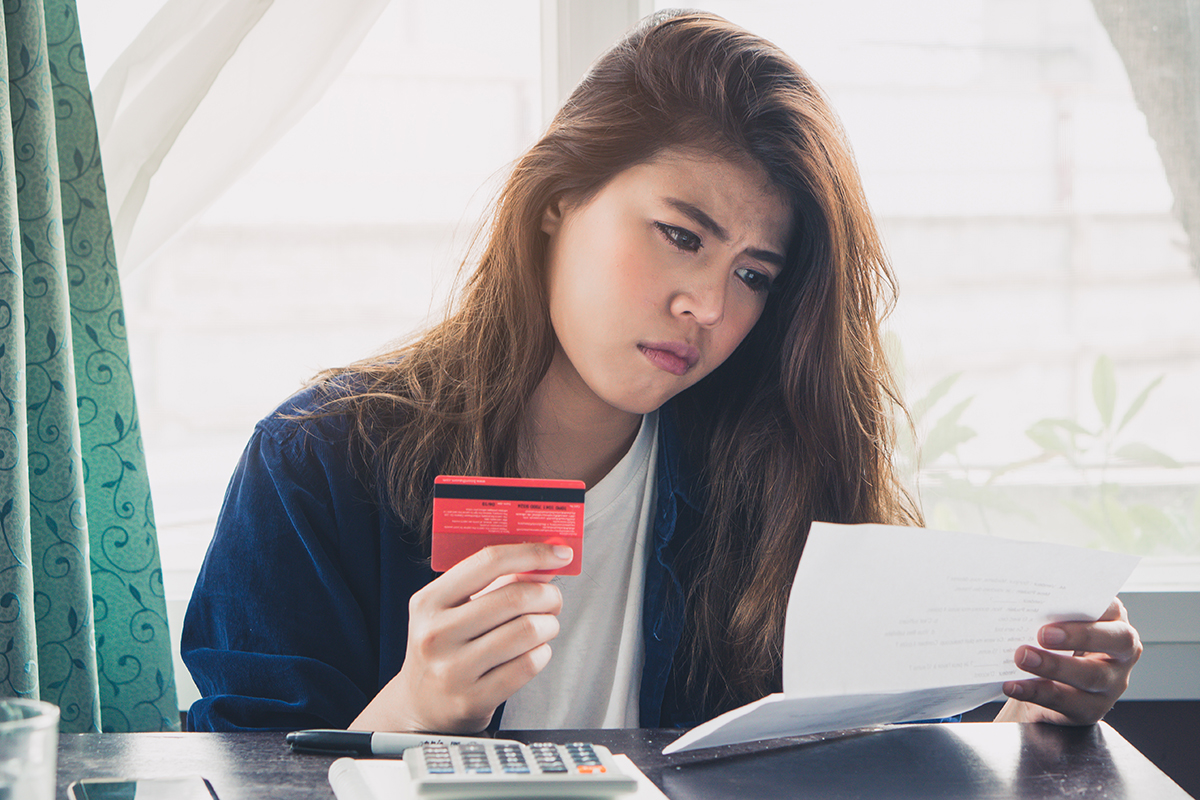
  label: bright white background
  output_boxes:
[76,0,1199,707]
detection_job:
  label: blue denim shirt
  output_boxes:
[182,386,704,731]
[638,398,701,727]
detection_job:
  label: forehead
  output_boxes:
[603,146,793,252]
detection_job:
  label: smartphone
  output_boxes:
[68,776,218,800]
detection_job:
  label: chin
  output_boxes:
[590,370,694,416]
[608,386,683,416]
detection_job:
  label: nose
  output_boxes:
[670,275,727,328]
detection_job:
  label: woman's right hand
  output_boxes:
[349,542,571,733]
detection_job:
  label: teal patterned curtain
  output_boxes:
[0,0,178,732]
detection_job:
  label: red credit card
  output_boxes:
[431,476,585,574]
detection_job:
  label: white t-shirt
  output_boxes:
[499,411,659,729]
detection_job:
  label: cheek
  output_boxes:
[713,298,766,359]
[613,231,681,312]
[574,241,660,320]
[612,252,662,313]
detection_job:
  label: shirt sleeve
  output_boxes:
[181,407,386,731]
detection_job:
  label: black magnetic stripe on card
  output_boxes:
[433,484,585,504]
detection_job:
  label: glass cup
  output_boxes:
[0,699,59,800]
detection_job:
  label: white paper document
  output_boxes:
[663,522,1140,753]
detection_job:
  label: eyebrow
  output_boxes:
[664,197,786,269]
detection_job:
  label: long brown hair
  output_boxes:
[317,10,919,711]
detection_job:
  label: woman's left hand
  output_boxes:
[994,597,1142,725]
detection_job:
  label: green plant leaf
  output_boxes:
[920,396,976,465]
[1066,497,1108,535]
[922,424,976,467]
[1041,417,1094,437]
[1025,420,1074,457]
[925,476,1034,518]
[1102,493,1137,542]
[1066,493,1137,550]
[929,502,962,531]
[986,453,1053,484]
[1129,504,1178,541]
[912,372,963,426]
[1092,355,1116,428]
[1114,442,1182,469]
[1116,375,1164,434]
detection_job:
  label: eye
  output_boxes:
[655,222,702,253]
[735,267,775,294]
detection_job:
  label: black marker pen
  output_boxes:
[286,728,518,757]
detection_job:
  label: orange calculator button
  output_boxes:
[576,765,606,773]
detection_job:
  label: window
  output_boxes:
[671,1,1200,570]
[79,0,542,705]
[674,0,1199,701]
[79,0,1197,706]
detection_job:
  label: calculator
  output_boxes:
[402,740,639,798]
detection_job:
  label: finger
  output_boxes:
[474,578,563,619]
[424,543,573,607]
[443,637,558,728]
[1016,644,1128,694]
[409,579,562,661]
[464,612,560,678]
[1001,678,1110,725]
[1038,619,1141,663]
[472,570,556,600]
[450,580,563,643]
[476,642,555,703]
[1096,597,1126,623]
[512,572,558,583]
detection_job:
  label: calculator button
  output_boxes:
[529,743,568,773]
[419,743,456,774]
[495,744,530,774]
[405,740,638,798]
[565,743,603,768]
[458,746,492,773]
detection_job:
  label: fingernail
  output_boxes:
[1020,649,1042,669]
[552,545,573,561]
[1041,626,1066,646]
[1005,681,1027,699]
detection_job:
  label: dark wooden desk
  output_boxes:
[57,722,1193,799]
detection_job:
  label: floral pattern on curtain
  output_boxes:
[0,0,178,732]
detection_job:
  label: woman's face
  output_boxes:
[541,146,792,417]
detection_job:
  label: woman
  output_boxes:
[182,10,1140,733]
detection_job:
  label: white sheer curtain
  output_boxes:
[92,0,392,274]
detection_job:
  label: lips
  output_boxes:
[638,341,700,376]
